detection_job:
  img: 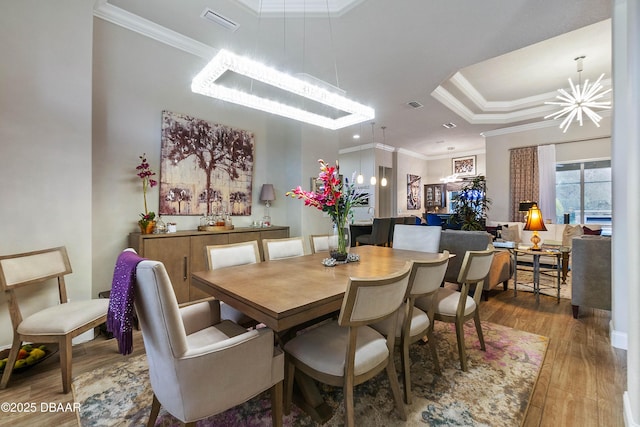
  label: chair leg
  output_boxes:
[271,381,283,427]
[60,337,73,393]
[427,329,441,375]
[400,338,412,404]
[284,357,295,415]
[385,357,407,421]
[473,312,486,351]
[147,394,161,427]
[455,320,468,371]
[0,337,22,389]
[344,375,355,427]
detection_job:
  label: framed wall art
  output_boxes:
[407,174,421,210]
[452,155,476,176]
[159,110,255,216]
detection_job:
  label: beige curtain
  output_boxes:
[509,147,539,221]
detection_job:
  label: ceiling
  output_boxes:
[101,0,612,158]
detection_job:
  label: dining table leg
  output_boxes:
[292,372,333,423]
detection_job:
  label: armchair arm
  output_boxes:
[180,299,221,335]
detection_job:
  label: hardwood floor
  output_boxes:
[0,289,627,426]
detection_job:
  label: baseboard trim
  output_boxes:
[624,392,640,427]
[610,320,629,350]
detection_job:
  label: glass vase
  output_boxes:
[329,222,350,261]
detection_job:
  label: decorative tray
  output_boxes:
[0,344,57,374]
[197,225,234,231]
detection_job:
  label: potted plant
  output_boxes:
[136,153,158,234]
[448,176,491,231]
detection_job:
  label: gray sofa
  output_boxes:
[438,229,514,299]
[571,235,611,318]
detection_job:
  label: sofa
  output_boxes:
[570,235,611,318]
[437,229,514,299]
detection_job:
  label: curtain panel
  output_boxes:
[509,147,539,221]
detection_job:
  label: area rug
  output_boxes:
[73,321,548,427]
[506,267,572,300]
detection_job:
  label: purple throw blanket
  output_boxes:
[107,250,145,355]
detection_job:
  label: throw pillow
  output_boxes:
[500,224,519,243]
[562,224,584,247]
[583,226,602,235]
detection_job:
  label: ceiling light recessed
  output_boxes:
[200,8,240,32]
[407,101,423,109]
[447,146,455,151]
[353,134,360,139]
[442,122,457,129]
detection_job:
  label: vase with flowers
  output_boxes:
[136,153,158,234]
[287,159,367,261]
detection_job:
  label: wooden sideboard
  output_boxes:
[129,226,290,303]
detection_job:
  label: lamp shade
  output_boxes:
[523,203,547,232]
[260,184,275,202]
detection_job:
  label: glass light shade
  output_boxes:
[191,49,375,130]
[380,177,388,187]
[356,174,364,184]
[370,176,377,185]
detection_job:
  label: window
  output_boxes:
[556,160,611,224]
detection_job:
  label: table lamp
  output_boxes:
[523,203,546,250]
[519,201,536,222]
[259,184,275,227]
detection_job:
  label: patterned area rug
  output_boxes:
[73,321,548,427]
[506,267,572,300]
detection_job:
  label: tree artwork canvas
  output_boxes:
[159,110,255,216]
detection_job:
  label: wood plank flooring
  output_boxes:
[0,288,627,426]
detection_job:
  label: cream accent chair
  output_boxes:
[371,252,450,403]
[309,234,338,254]
[133,251,284,427]
[0,246,109,393]
[416,246,494,371]
[205,241,261,326]
[283,263,412,427]
[262,236,306,260]
[392,224,442,253]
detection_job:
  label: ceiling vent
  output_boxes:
[442,122,457,129]
[407,101,423,109]
[201,8,239,32]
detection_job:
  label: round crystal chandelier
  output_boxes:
[544,56,612,133]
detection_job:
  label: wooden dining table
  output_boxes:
[191,244,449,422]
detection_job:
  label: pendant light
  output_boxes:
[369,122,376,185]
[356,124,364,184]
[380,126,388,187]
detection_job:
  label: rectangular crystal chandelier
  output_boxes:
[191,50,375,130]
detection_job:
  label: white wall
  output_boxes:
[395,149,429,217]
[0,1,94,347]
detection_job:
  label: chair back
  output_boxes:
[309,234,338,254]
[0,246,72,324]
[388,217,405,247]
[370,218,392,246]
[263,237,305,260]
[205,241,260,270]
[392,224,442,253]
[338,262,412,329]
[408,251,450,297]
[457,245,495,306]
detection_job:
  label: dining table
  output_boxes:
[191,244,450,422]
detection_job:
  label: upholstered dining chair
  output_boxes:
[355,217,392,247]
[283,263,412,427]
[0,246,109,393]
[133,250,284,427]
[308,234,338,254]
[371,252,450,404]
[262,236,306,260]
[205,241,261,326]
[392,224,442,253]
[416,246,495,371]
[388,217,406,247]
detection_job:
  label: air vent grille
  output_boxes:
[201,8,239,32]
[407,101,423,109]
[442,122,457,129]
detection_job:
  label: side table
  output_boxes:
[512,248,562,304]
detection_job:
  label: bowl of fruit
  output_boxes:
[0,344,55,373]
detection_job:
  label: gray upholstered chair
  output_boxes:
[392,224,442,253]
[134,252,284,427]
[371,252,450,403]
[571,235,612,318]
[262,236,306,260]
[356,217,392,246]
[0,246,109,393]
[417,246,494,371]
[283,263,412,427]
[205,241,261,326]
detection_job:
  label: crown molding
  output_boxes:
[480,109,612,137]
[93,2,216,59]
